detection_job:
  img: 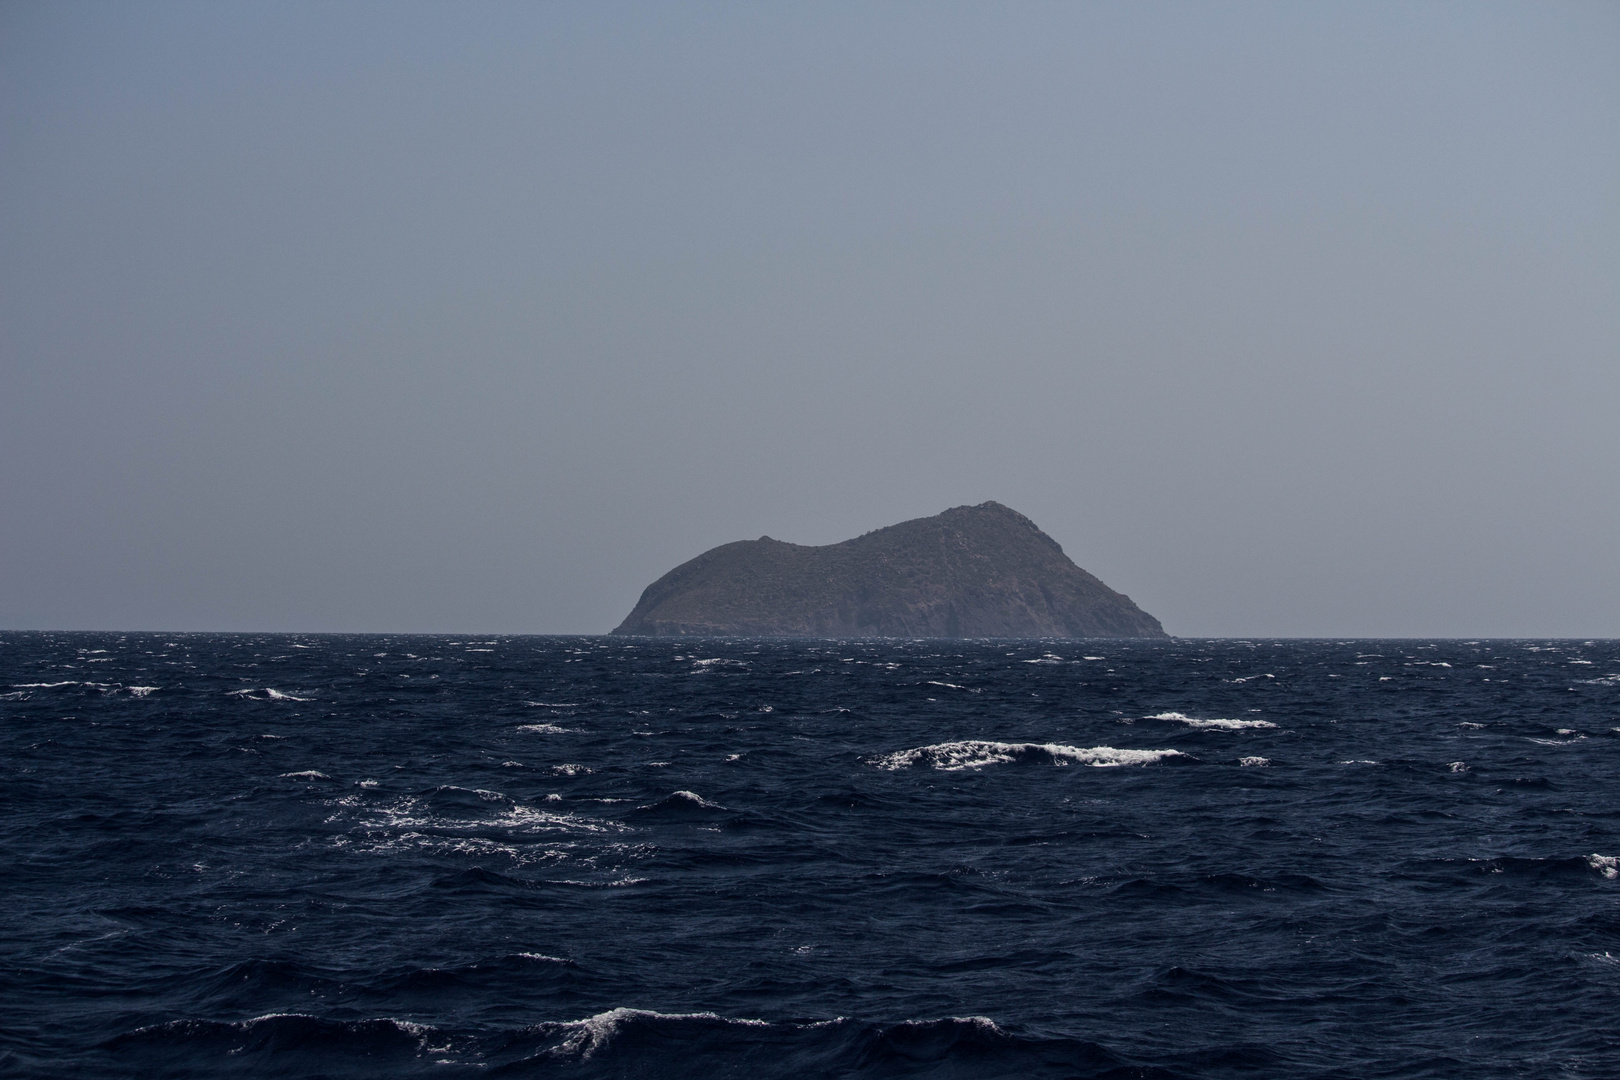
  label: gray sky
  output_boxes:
[3,1,1616,637]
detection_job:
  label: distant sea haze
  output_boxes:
[3,633,1618,1078]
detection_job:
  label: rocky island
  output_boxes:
[612,501,1166,638]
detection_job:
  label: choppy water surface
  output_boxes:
[4,634,1619,1078]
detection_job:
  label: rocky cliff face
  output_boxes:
[611,502,1166,638]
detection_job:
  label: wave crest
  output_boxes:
[1148,711,1276,730]
[874,740,1185,771]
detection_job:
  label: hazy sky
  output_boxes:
[2,2,1616,636]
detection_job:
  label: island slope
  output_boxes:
[611,502,1166,638]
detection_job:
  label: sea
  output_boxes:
[3,633,1619,1078]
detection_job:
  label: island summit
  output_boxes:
[611,501,1166,638]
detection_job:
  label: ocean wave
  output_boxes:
[631,790,729,818]
[874,741,1186,771]
[102,1009,1123,1077]
[507,1009,1124,1076]
[104,1012,435,1058]
[324,786,622,853]
[227,688,313,702]
[1147,711,1277,730]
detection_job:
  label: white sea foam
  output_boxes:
[1448,762,1469,773]
[228,687,312,701]
[1238,756,1270,767]
[324,788,621,864]
[517,723,576,734]
[12,681,77,689]
[526,702,582,708]
[545,1008,770,1059]
[873,740,1184,771]
[1589,855,1619,880]
[1147,711,1276,730]
[637,790,724,810]
[280,771,332,781]
[126,686,159,697]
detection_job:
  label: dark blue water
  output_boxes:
[4,634,1619,1078]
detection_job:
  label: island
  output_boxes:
[611,501,1167,638]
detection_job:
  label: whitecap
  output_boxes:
[636,790,725,811]
[1588,855,1619,880]
[873,740,1184,771]
[126,686,160,697]
[545,1008,768,1060]
[516,723,576,734]
[1239,756,1270,767]
[1147,711,1276,730]
[280,771,332,781]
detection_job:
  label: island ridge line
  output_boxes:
[612,501,1166,638]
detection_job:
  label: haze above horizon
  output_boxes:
[2,2,1616,637]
